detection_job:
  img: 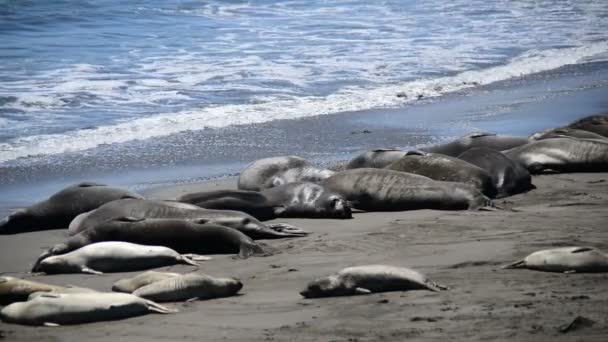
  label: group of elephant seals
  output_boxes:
[177,182,352,221]
[0,277,95,305]
[0,292,175,326]
[0,182,143,234]
[300,265,447,298]
[69,199,308,239]
[385,150,497,197]
[504,137,608,173]
[321,168,491,211]
[132,273,243,302]
[420,132,530,157]
[456,147,534,197]
[345,149,408,169]
[503,246,608,273]
[237,156,334,191]
[33,241,205,275]
[567,114,608,137]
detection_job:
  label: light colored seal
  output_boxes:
[68,199,307,239]
[530,127,607,141]
[133,273,243,302]
[503,246,608,273]
[567,114,608,137]
[345,149,408,169]
[456,147,535,198]
[321,168,492,211]
[0,182,143,234]
[0,276,94,305]
[300,265,448,298]
[34,241,205,275]
[0,292,176,326]
[503,136,608,173]
[112,271,181,293]
[237,156,335,191]
[385,150,497,197]
[421,132,530,157]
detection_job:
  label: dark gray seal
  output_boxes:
[567,114,608,137]
[0,182,143,234]
[178,182,352,220]
[384,150,497,198]
[421,132,530,157]
[68,199,308,239]
[345,149,408,169]
[33,217,268,271]
[530,127,607,141]
[321,168,491,211]
[237,156,334,191]
[456,147,535,198]
[503,137,608,173]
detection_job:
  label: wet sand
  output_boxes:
[1,172,607,341]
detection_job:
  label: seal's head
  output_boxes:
[299,275,342,298]
[35,256,80,274]
[0,209,36,235]
[323,195,352,219]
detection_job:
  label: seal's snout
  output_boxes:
[299,290,310,298]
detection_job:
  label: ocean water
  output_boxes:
[1,1,608,176]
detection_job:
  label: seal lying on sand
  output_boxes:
[68,199,308,239]
[345,149,408,169]
[0,277,95,305]
[567,114,608,137]
[385,150,497,197]
[300,265,448,298]
[530,127,607,141]
[34,217,268,271]
[321,168,491,211]
[133,273,243,302]
[503,137,608,173]
[178,182,351,220]
[237,156,334,191]
[503,246,608,273]
[421,132,530,157]
[0,292,175,326]
[113,271,180,293]
[456,147,535,198]
[0,182,143,234]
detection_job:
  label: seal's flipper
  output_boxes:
[502,260,526,269]
[113,216,145,223]
[144,300,178,314]
[238,242,270,259]
[425,280,449,292]
[182,254,211,261]
[81,267,103,275]
[265,223,310,236]
[354,287,372,295]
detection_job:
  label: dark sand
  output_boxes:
[1,172,608,341]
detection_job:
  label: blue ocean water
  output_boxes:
[0,0,608,165]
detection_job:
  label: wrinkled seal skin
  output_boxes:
[503,137,608,173]
[567,114,608,137]
[385,151,497,198]
[0,277,94,305]
[34,241,200,275]
[345,149,408,169]
[321,168,491,211]
[0,292,175,326]
[456,147,535,198]
[133,273,243,302]
[237,156,335,191]
[34,217,268,271]
[530,127,607,141]
[421,132,530,157]
[0,182,143,235]
[300,265,447,298]
[503,246,608,273]
[113,271,180,293]
[68,199,307,239]
[179,182,351,220]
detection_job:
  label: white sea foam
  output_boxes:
[1,42,607,164]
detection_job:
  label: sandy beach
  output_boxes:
[1,171,607,341]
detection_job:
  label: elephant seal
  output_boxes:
[346,149,408,169]
[321,168,491,211]
[0,277,94,305]
[503,137,608,173]
[0,182,143,234]
[385,150,497,197]
[567,114,608,137]
[178,182,352,220]
[68,199,308,239]
[456,147,535,198]
[34,217,268,271]
[0,292,175,326]
[530,127,607,141]
[421,132,530,157]
[503,246,608,273]
[34,241,205,275]
[300,265,448,298]
[133,273,242,302]
[237,156,334,191]
[113,271,180,293]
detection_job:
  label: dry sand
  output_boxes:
[1,173,608,341]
